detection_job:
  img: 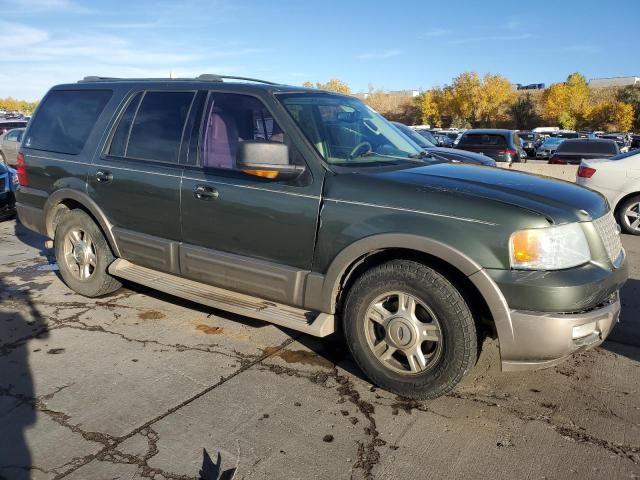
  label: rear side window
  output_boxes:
[126,91,195,162]
[109,92,142,158]
[25,89,112,155]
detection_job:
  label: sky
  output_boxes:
[1,0,639,100]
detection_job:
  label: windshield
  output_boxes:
[392,122,435,148]
[277,93,423,165]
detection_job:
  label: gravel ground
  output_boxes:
[1,218,639,480]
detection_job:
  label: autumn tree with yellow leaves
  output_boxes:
[302,79,352,95]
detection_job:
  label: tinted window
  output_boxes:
[24,90,112,155]
[108,92,142,157]
[126,91,194,163]
[201,93,287,170]
[556,140,618,154]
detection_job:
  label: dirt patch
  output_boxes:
[137,310,165,321]
[261,347,333,369]
[196,324,224,335]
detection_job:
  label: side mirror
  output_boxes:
[236,141,304,181]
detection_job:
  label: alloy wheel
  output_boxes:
[364,291,443,375]
[624,202,640,233]
[62,228,97,280]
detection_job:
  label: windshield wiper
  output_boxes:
[408,150,433,159]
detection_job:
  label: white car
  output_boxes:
[576,149,640,235]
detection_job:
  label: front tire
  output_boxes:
[342,260,477,399]
[54,209,122,297]
[617,195,640,235]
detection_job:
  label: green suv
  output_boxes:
[15,75,628,399]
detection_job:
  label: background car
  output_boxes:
[549,138,619,164]
[455,129,525,163]
[516,131,540,157]
[597,133,629,152]
[430,131,454,147]
[576,149,640,235]
[392,122,496,166]
[0,119,28,135]
[536,137,565,159]
[0,128,25,166]
[0,162,17,220]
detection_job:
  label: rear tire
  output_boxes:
[54,209,122,297]
[342,260,477,399]
[617,195,640,235]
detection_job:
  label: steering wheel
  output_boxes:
[349,142,372,159]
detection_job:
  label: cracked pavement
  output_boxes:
[1,219,639,480]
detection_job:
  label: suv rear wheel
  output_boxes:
[54,209,122,297]
[342,260,477,399]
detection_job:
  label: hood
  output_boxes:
[425,147,496,166]
[360,162,608,223]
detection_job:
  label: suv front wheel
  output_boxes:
[343,260,477,399]
[54,209,122,297]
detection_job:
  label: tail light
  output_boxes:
[498,149,518,155]
[577,166,597,178]
[549,157,566,165]
[16,152,28,186]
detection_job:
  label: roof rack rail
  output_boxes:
[197,74,279,85]
[78,74,280,85]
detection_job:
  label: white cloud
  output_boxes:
[447,33,535,45]
[357,49,401,60]
[0,20,49,47]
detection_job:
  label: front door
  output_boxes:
[88,89,197,273]
[180,92,322,305]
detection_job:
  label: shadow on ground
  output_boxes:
[604,278,640,363]
[0,277,49,480]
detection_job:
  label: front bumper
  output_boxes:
[501,293,620,371]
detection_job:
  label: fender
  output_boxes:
[44,188,121,257]
[306,233,513,357]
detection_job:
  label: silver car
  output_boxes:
[535,137,565,159]
[0,128,25,166]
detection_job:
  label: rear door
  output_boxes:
[88,89,196,274]
[179,91,322,305]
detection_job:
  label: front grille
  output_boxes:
[0,174,7,193]
[593,212,623,265]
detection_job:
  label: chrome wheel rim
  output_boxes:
[624,202,640,233]
[62,228,97,280]
[364,291,443,375]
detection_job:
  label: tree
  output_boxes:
[302,79,351,95]
[540,73,591,129]
[509,93,539,129]
[449,72,485,126]
[479,74,516,126]
[617,86,640,131]
[419,91,439,126]
[589,100,635,132]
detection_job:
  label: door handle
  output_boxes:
[96,170,113,183]
[193,184,219,200]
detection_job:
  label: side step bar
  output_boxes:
[108,259,335,337]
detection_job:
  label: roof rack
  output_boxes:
[79,74,279,85]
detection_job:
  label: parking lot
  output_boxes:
[1,218,639,480]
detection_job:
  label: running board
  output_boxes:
[108,259,335,337]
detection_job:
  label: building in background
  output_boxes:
[589,76,640,88]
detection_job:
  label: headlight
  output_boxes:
[509,223,590,270]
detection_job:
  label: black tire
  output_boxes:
[342,260,477,399]
[54,209,122,297]
[616,195,640,235]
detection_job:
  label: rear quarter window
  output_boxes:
[24,89,112,155]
